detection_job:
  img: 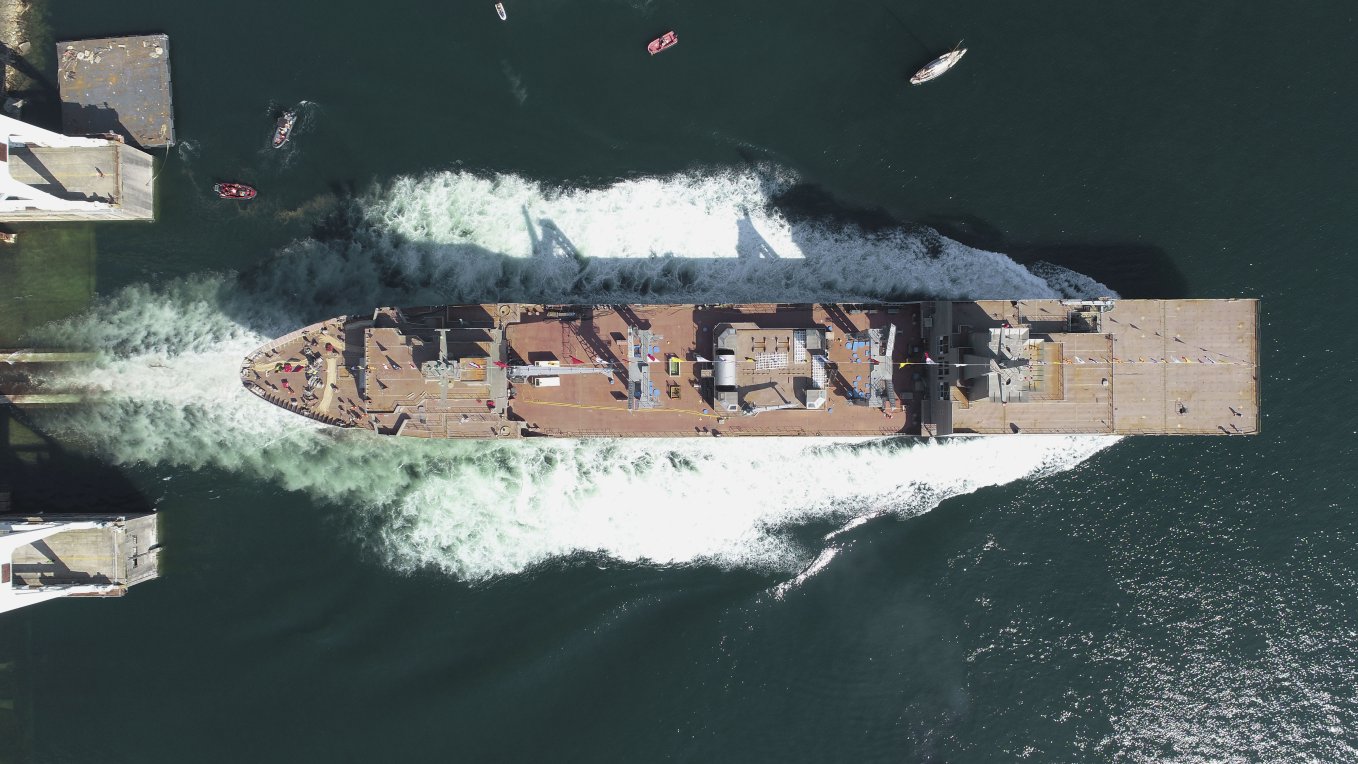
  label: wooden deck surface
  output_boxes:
[241,300,1259,439]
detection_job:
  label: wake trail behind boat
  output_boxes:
[27,167,1118,581]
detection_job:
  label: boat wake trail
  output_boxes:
[28,167,1117,581]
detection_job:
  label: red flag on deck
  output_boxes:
[493,361,508,369]
[569,356,585,364]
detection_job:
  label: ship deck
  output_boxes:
[240,299,1259,439]
[946,299,1259,435]
[506,304,919,437]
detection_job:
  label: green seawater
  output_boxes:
[1,2,1355,762]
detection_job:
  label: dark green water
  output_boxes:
[2,1,1356,762]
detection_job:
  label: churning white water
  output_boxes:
[29,168,1117,581]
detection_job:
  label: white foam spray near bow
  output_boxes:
[28,167,1117,583]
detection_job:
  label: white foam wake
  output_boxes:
[30,167,1118,580]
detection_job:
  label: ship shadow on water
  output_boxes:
[918,213,1190,299]
[228,177,1160,339]
[721,149,1189,299]
[767,183,1190,299]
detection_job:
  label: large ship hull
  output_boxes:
[241,300,1259,438]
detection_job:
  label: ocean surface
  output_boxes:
[1,1,1356,761]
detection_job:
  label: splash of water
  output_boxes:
[30,167,1117,581]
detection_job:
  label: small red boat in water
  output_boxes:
[648,31,677,55]
[214,182,257,200]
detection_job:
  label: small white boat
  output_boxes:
[272,110,297,149]
[910,44,966,85]
[495,2,507,20]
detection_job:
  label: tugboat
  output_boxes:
[648,31,678,55]
[910,44,967,85]
[214,182,257,200]
[272,109,297,149]
[495,2,506,20]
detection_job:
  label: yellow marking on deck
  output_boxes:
[318,357,338,413]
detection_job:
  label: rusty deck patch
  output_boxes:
[58,35,175,148]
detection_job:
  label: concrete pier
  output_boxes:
[1,514,160,614]
[0,114,154,221]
